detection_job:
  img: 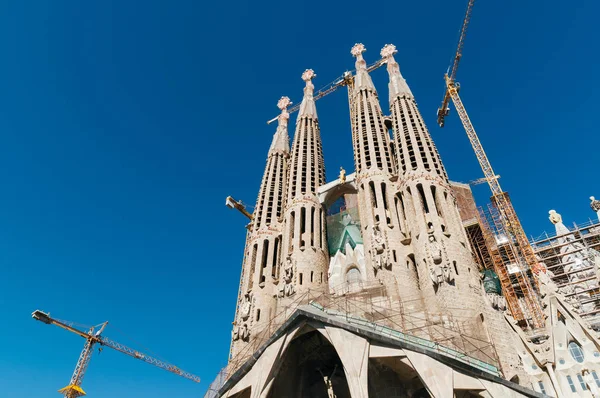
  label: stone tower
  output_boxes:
[281,69,329,296]
[381,43,485,332]
[349,43,418,304]
[229,97,291,358]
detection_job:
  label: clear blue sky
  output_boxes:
[0,1,597,397]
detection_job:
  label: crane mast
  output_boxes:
[438,0,545,329]
[32,310,200,398]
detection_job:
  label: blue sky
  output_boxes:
[0,1,597,397]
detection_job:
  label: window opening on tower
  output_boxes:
[417,184,429,214]
[300,207,306,250]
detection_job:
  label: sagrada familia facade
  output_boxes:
[210,44,600,398]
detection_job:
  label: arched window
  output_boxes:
[346,267,361,285]
[568,341,585,363]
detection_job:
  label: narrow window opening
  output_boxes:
[300,207,306,250]
[417,184,429,214]
[256,308,261,322]
[537,381,546,395]
[566,375,577,393]
[392,250,397,262]
[260,239,269,284]
[249,243,257,290]
[272,237,279,279]
[577,374,587,390]
[310,207,315,247]
[320,272,323,283]
[453,261,458,275]
[311,271,314,282]
[289,211,295,251]
[592,371,600,387]
[299,273,303,285]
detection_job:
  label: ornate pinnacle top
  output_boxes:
[301,69,316,82]
[269,96,291,154]
[381,43,413,102]
[298,70,317,118]
[351,43,366,57]
[277,96,292,111]
[351,43,374,91]
[548,210,562,225]
[380,44,397,58]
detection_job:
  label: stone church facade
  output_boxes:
[214,43,600,398]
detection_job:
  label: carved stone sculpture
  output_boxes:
[339,167,346,183]
[591,196,600,212]
[548,210,562,225]
[240,292,252,320]
[428,233,454,287]
[279,255,295,297]
[370,223,387,270]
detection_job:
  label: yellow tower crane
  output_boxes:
[437,0,545,330]
[32,310,200,398]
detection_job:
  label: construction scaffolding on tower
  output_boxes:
[530,218,600,330]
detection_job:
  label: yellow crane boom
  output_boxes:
[437,0,545,329]
[32,310,200,398]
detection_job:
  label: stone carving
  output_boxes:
[350,43,366,57]
[318,366,337,398]
[279,255,295,297]
[370,223,389,270]
[591,196,600,212]
[339,167,346,183]
[301,69,316,83]
[231,322,250,341]
[487,293,507,311]
[240,292,252,320]
[548,210,562,225]
[277,96,291,111]
[427,233,454,287]
[380,43,397,58]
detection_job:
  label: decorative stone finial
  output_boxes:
[549,210,562,225]
[277,96,291,111]
[380,44,397,59]
[298,70,317,118]
[351,43,366,58]
[381,43,413,101]
[301,69,316,82]
[591,196,600,212]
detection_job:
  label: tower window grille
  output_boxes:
[259,239,269,285]
[310,207,315,247]
[568,341,585,363]
[300,207,306,250]
[577,374,587,390]
[272,236,279,280]
[566,375,577,393]
[249,243,257,290]
[289,211,295,251]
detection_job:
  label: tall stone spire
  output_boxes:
[350,44,394,174]
[382,44,484,334]
[229,97,290,359]
[282,69,328,297]
[381,44,446,180]
[254,97,291,231]
[348,43,415,303]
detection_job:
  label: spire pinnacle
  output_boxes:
[269,96,291,154]
[298,69,318,119]
[381,44,413,102]
[351,43,375,91]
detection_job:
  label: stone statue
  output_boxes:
[279,255,295,297]
[427,233,453,287]
[371,223,386,270]
[318,366,337,398]
[548,210,562,225]
[240,292,252,320]
[591,196,600,212]
[239,323,249,341]
[339,167,346,183]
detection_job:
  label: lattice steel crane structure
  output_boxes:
[32,310,200,398]
[436,0,545,330]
